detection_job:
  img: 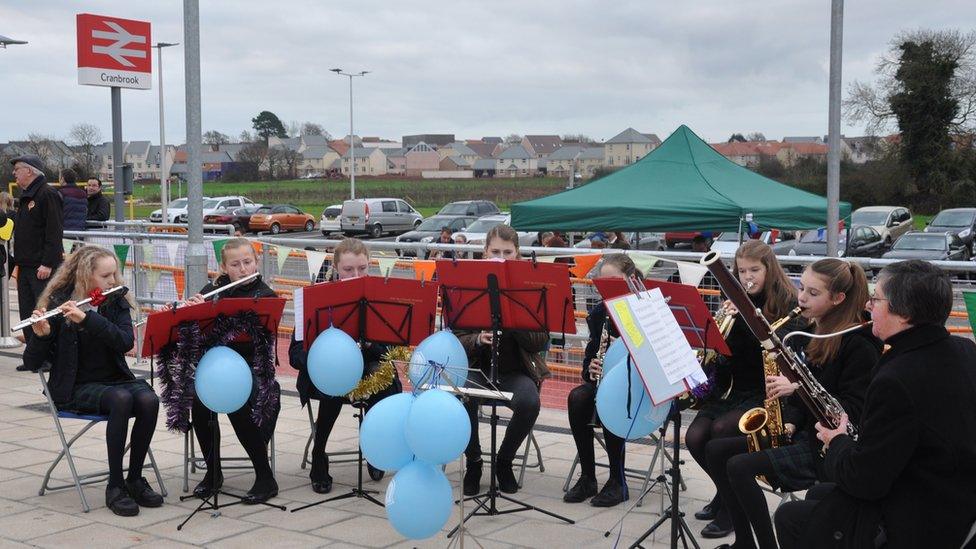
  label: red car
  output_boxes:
[248,204,316,234]
[665,231,717,249]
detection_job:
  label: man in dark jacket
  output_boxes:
[775,260,976,549]
[86,177,111,222]
[58,168,88,231]
[11,155,63,371]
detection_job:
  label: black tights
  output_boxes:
[706,436,779,549]
[566,382,626,483]
[99,387,159,488]
[685,410,744,516]
[191,397,273,487]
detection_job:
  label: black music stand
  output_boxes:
[437,260,576,538]
[291,278,437,513]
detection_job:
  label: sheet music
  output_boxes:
[294,287,303,341]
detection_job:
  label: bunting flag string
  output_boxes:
[305,250,328,282]
[276,245,291,273]
[630,253,659,275]
[145,268,164,294]
[676,261,709,288]
[413,260,436,282]
[165,242,181,266]
[568,253,601,278]
[376,256,398,277]
[113,244,130,273]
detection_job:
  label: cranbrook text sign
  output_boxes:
[77,13,152,90]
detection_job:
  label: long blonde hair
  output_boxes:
[37,246,133,309]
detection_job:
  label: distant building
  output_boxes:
[404,142,440,177]
[495,144,537,177]
[402,134,454,149]
[521,135,563,159]
[547,145,605,177]
[604,128,659,167]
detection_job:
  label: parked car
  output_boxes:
[925,208,976,253]
[574,232,665,251]
[395,215,479,257]
[320,204,342,236]
[710,230,790,255]
[787,225,885,258]
[437,200,500,217]
[249,204,316,234]
[204,206,262,234]
[883,231,969,261]
[340,198,423,238]
[665,231,715,249]
[149,197,208,223]
[452,214,536,248]
[851,206,913,246]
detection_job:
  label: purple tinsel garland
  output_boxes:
[156,311,279,434]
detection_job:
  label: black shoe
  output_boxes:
[367,463,385,481]
[15,363,37,372]
[495,460,518,494]
[106,485,139,517]
[563,475,598,503]
[242,478,279,505]
[125,477,163,508]
[700,520,733,539]
[694,497,720,521]
[192,471,223,499]
[311,476,333,494]
[591,480,628,507]
[463,458,482,496]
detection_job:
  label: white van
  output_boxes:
[340,198,423,238]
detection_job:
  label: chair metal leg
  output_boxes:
[182,429,190,493]
[562,454,581,492]
[42,419,97,513]
[516,431,544,488]
[302,404,315,470]
[270,432,276,475]
[532,432,545,473]
[146,448,168,497]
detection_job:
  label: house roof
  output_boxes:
[445,155,471,168]
[464,141,495,158]
[219,143,246,160]
[328,139,350,156]
[126,140,150,156]
[523,135,563,155]
[301,135,329,147]
[201,151,233,163]
[606,128,654,144]
[406,142,436,154]
[783,142,828,155]
[497,144,532,159]
[482,137,502,144]
[641,133,662,146]
[341,147,383,160]
[783,136,822,144]
[303,146,333,160]
[444,142,478,157]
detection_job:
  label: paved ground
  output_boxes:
[0,341,799,549]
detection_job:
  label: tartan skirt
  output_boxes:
[766,438,819,492]
[59,379,155,415]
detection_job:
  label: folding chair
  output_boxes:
[477,401,546,488]
[299,401,360,471]
[182,421,276,493]
[37,370,168,513]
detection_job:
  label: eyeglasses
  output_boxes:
[868,295,888,305]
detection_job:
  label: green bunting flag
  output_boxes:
[963,291,976,334]
[62,239,75,254]
[276,245,291,273]
[113,244,130,273]
[212,239,229,262]
[145,268,164,293]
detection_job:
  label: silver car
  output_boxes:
[340,198,423,238]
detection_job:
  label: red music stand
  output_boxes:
[593,278,729,357]
[435,258,576,536]
[297,276,439,348]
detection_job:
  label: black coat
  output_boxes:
[86,191,110,222]
[782,325,881,456]
[197,274,277,361]
[14,175,63,269]
[289,333,389,406]
[580,302,620,383]
[24,290,136,405]
[797,324,976,549]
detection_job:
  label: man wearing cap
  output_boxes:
[10,155,63,371]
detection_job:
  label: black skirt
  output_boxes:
[59,379,154,415]
[695,387,764,421]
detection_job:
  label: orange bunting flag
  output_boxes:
[569,254,602,278]
[413,260,436,282]
[173,270,186,300]
[251,241,263,256]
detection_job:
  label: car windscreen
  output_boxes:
[439,203,470,215]
[322,207,341,217]
[170,198,188,209]
[417,217,451,231]
[465,219,504,233]
[893,234,945,251]
[931,211,976,227]
[202,199,220,209]
[255,207,273,214]
[852,211,889,225]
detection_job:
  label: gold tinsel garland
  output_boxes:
[347,345,411,401]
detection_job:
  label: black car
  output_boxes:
[786,225,885,259]
[882,231,969,261]
[395,215,478,257]
[203,206,261,234]
[924,208,976,253]
[437,200,499,217]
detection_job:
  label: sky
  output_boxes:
[1,1,974,146]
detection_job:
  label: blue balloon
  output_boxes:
[595,363,670,440]
[361,393,416,472]
[307,327,364,396]
[408,330,468,389]
[195,346,252,414]
[404,389,470,465]
[602,338,631,376]
[385,461,453,539]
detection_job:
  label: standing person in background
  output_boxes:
[58,169,88,232]
[11,155,63,372]
[86,178,111,222]
[428,227,456,260]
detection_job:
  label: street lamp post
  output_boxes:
[330,68,369,200]
[0,35,28,48]
[154,42,179,223]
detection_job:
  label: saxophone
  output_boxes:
[738,307,801,456]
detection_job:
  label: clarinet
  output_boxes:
[700,251,859,439]
[588,316,612,428]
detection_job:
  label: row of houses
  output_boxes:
[2,129,893,184]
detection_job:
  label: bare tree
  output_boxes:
[504,134,523,144]
[239,130,255,143]
[745,132,767,142]
[561,134,595,144]
[845,29,976,135]
[300,122,330,138]
[68,123,103,176]
[203,130,230,149]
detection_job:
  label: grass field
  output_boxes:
[118,177,568,221]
